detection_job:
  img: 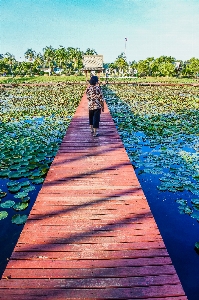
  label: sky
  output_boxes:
[0,0,199,63]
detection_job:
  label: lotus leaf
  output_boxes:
[191,211,199,220]
[184,207,193,215]
[13,202,28,211]
[8,172,22,179]
[14,192,29,199]
[191,199,199,206]
[0,191,7,198]
[8,185,21,193]
[10,164,21,170]
[20,181,30,187]
[195,242,199,252]
[22,186,35,193]
[0,170,9,177]
[176,199,187,206]
[0,201,15,208]
[21,197,30,203]
[31,178,44,184]
[0,211,8,220]
[13,158,22,163]
[12,214,28,225]
[7,181,20,187]
[178,206,185,214]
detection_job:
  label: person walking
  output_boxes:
[86,75,104,137]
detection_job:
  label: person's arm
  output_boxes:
[98,86,105,112]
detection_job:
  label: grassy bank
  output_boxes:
[0,75,198,85]
[0,75,87,84]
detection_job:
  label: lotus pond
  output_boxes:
[103,84,199,299]
[0,84,85,275]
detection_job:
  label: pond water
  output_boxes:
[137,172,199,300]
[0,180,42,275]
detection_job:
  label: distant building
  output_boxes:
[83,55,104,79]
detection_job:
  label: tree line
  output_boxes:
[0,46,199,78]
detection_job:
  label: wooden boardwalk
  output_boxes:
[0,93,187,299]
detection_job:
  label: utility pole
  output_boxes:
[124,38,127,57]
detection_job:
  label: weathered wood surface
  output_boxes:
[0,92,187,299]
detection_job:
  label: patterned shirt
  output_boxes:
[86,85,104,110]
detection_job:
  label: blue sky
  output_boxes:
[1,0,199,63]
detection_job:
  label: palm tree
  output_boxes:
[43,46,55,76]
[24,49,36,76]
[4,52,16,76]
[33,53,44,75]
[84,48,98,55]
[67,47,83,73]
[114,52,128,76]
[54,46,68,71]
[24,48,36,62]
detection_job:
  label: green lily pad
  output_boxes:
[195,242,199,252]
[31,178,44,184]
[21,196,30,203]
[178,206,185,214]
[0,191,7,198]
[0,201,15,208]
[14,191,29,199]
[8,171,22,179]
[0,211,8,220]
[191,199,199,206]
[22,186,35,193]
[157,185,168,191]
[13,202,28,211]
[32,170,42,177]
[0,170,9,177]
[190,211,199,220]
[8,185,21,193]
[20,181,30,187]
[176,199,187,206]
[12,214,28,225]
[13,158,22,163]
[7,181,20,187]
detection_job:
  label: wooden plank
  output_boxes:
[0,274,182,288]
[0,286,186,299]
[5,257,173,270]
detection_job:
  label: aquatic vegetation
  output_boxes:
[0,84,85,223]
[104,84,199,235]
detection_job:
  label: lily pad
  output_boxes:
[8,171,22,179]
[176,199,187,206]
[0,201,15,208]
[7,181,20,187]
[195,242,199,252]
[191,199,199,206]
[20,181,30,187]
[31,178,44,184]
[190,211,199,220]
[14,191,29,199]
[0,211,8,220]
[12,214,28,225]
[8,185,21,193]
[21,196,30,203]
[184,207,193,215]
[13,202,28,211]
[0,190,7,198]
[0,170,9,177]
[22,186,35,193]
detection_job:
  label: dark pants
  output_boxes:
[89,109,101,128]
